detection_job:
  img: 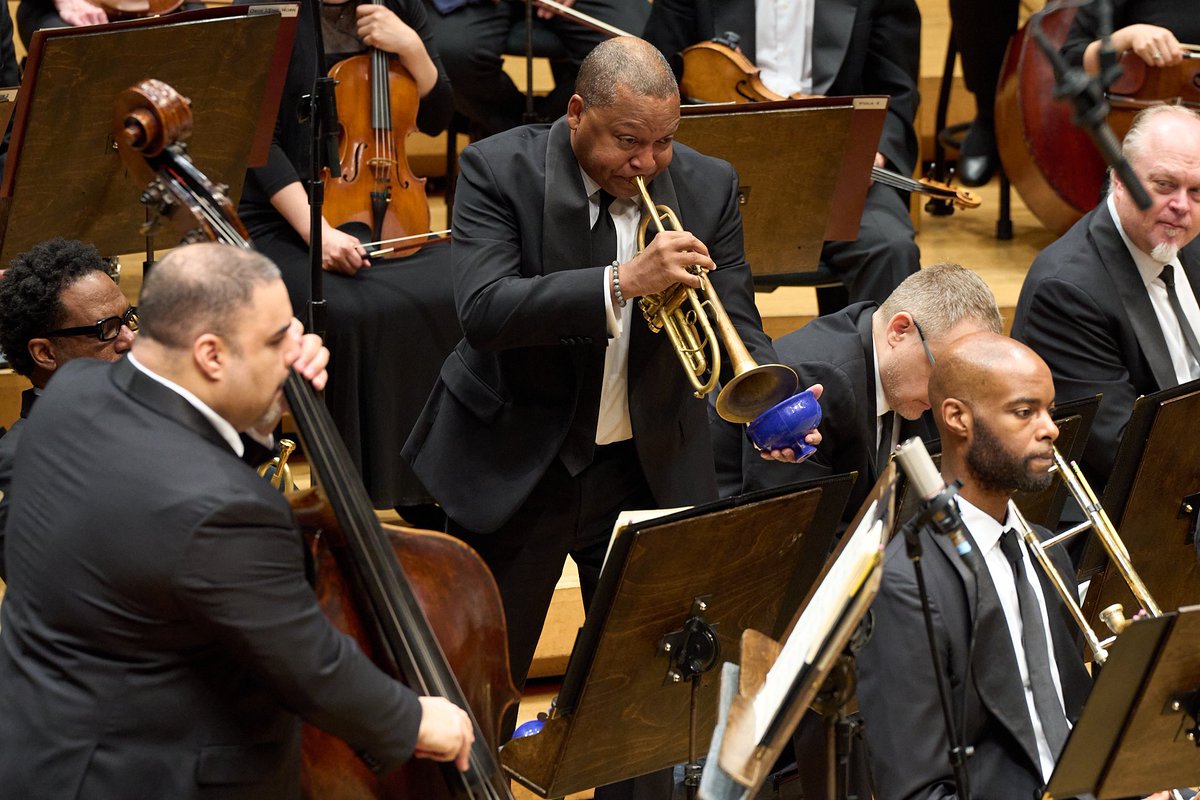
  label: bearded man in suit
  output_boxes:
[0,243,474,799]
[1012,105,1200,492]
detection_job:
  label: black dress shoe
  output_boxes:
[958,119,998,187]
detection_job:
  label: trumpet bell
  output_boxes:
[716,363,801,425]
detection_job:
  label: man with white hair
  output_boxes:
[1012,104,1200,491]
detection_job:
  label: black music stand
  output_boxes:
[702,464,896,800]
[0,4,297,261]
[499,474,854,798]
[893,394,1101,535]
[1044,607,1200,799]
[1081,380,1200,630]
[675,97,887,276]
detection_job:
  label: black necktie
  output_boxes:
[998,528,1071,757]
[591,190,617,266]
[1159,264,1200,373]
[559,191,617,476]
[875,410,895,470]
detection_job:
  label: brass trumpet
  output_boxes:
[1008,448,1161,665]
[631,176,797,424]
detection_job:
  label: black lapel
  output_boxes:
[1089,207,1177,389]
[811,0,857,95]
[929,527,1045,773]
[109,356,234,454]
[714,0,756,61]
[1180,241,1200,320]
[1033,537,1093,720]
[542,117,590,276]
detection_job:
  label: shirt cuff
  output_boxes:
[604,264,623,338]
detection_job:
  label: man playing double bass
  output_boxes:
[0,243,474,798]
[404,39,818,797]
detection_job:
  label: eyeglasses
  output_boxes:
[912,318,936,366]
[44,306,139,342]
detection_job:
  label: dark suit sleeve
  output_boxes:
[174,498,422,771]
[642,0,700,79]
[857,545,962,800]
[864,0,921,174]
[1013,275,1133,485]
[452,144,609,351]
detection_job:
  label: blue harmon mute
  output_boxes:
[745,389,822,460]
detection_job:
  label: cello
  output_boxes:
[115,78,520,800]
[323,0,432,257]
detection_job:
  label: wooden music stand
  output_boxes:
[1043,607,1200,799]
[675,96,888,275]
[893,394,1101,534]
[0,4,297,262]
[702,464,897,800]
[1081,380,1200,632]
[499,474,854,797]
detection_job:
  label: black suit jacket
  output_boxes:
[0,387,34,580]
[1011,203,1200,488]
[712,302,933,523]
[643,0,921,175]
[857,523,1093,800]
[403,117,777,533]
[0,358,421,799]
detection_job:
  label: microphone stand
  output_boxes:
[301,0,340,338]
[898,482,975,800]
[522,0,538,123]
[1029,0,1151,210]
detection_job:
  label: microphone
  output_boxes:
[894,437,984,573]
[315,76,342,180]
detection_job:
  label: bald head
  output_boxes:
[931,333,1059,504]
[574,36,678,110]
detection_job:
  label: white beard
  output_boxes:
[1151,241,1180,264]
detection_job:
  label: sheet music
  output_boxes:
[750,500,886,743]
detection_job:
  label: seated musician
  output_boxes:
[0,238,135,577]
[642,0,921,310]
[421,0,651,138]
[403,39,819,797]
[857,333,1095,800]
[0,243,475,796]
[238,0,458,527]
[1061,0,1199,74]
[1012,105,1200,492]
[711,263,1002,533]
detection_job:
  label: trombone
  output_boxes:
[1008,448,1161,665]
[631,176,797,424]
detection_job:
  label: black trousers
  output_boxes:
[422,0,651,137]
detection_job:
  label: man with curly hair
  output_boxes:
[0,238,135,577]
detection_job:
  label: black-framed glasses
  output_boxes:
[912,318,936,366]
[44,306,138,342]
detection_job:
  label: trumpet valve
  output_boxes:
[1100,603,1130,635]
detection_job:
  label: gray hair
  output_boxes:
[877,262,1002,339]
[575,36,678,109]
[1122,104,1200,165]
[138,243,281,350]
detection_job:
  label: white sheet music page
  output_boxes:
[750,500,885,744]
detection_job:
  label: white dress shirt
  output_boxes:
[958,494,1070,782]
[582,169,639,444]
[756,0,816,98]
[1108,194,1200,384]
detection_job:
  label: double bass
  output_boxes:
[115,79,519,800]
[323,0,432,257]
[996,5,1200,234]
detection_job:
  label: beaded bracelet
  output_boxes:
[611,260,626,307]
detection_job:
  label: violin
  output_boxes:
[323,0,432,258]
[1106,45,1200,137]
[677,38,981,212]
[84,0,182,21]
[116,79,520,800]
